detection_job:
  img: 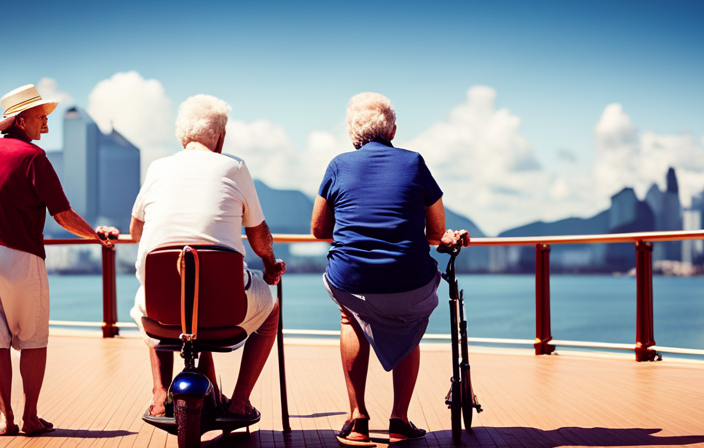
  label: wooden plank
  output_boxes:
[1,337,704,447]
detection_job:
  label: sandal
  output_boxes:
[388,419,426,443]
[335,418,375,447]
[216,405,261,425]
[0,424,19,436]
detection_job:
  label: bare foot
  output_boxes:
[149,390,168,417]
[21,416,53,436]
[224,399,260,422]
[227,398,252,415]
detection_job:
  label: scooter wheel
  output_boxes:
[176,398,202,448]
[461,366,473,432]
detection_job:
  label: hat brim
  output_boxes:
[0,100,58,132]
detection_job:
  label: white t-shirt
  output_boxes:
[132,150,265,285]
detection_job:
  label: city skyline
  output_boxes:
[3,0,703,235]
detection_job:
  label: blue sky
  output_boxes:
[3,0,703,235]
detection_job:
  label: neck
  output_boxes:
[184,141,214,152]
[2,128,31,143]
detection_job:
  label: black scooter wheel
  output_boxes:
[176,398,202,448]
[451,380,462,444]
[461,366,473,431]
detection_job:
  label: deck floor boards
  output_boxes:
[1,335,703,448]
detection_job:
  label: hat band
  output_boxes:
[3,96,42,116]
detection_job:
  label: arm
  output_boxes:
[129,216,144,243]
[311,195,334,239]
[53,209,111,247]
[425,198,446,245]
[245,220,286,285]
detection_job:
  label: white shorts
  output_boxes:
[131,268,276,348]
[0,245,50,350]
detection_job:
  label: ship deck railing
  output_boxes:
[44,229,704,361]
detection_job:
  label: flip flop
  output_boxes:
[335,418,376,447]
[0,424,19,436]
[388,419,426,443]
[38,418,53,429]
[23,426,55,437]
[216,405,261,425]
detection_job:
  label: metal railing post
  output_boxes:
[535,244,555,355]
[635,240,657,361]
[101,245,119,338]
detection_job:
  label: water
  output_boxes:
[47,273,704,351]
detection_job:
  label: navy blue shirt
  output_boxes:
[318,141,443,294]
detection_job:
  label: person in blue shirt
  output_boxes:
[311,92,469,446]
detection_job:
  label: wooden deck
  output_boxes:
[1,334,704,448]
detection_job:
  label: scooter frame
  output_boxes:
[439,241,483,445]
[143,278,290,448]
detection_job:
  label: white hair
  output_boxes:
[346,92,396,148]
[175,94,231,147]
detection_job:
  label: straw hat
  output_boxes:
[0,84,58,132]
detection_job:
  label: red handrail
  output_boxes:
[45,230,704,361]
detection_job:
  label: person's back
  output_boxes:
[320,141,441,294]
[0,138,65,259]
[126,93,285,424]
[134,150,261,284]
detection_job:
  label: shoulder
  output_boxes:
[394,146,420,158]
[388,145,426,166]
[1,138,44,157]
[329,150,356,163]
[219,153,246,170]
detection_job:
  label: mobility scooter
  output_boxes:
[140,245,290,447]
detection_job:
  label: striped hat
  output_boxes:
[0,84,58,131]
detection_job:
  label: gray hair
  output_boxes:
[346,92,396,148]
[175,94,231,147]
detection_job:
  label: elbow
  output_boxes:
[311,225,326,240]
[311,222,332,240]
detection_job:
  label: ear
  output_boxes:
[389,124,397,141]
[14,114,26,130]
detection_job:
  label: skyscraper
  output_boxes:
[45,107,140,233]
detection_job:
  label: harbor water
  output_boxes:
[48,273,704,351]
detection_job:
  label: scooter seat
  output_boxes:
[143,244,249,346]
[141,316,247,350]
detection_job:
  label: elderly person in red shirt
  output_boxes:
[0,85,112,436]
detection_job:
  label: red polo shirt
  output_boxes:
[0,137,71,259]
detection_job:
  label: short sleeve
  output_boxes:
[317,160,337,200]
[418,155,443,206]
[238,162,265,228]
[29,152,70,216]
[132,161,159,221]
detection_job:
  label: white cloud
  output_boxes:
[395,91,704,236]
[37,78,73,104]
[592,104,704,208]
[71,77,704,237]
[223,120,348,195]
[87,71,177,179]
[223,120,296,188]
[403,86,553,235]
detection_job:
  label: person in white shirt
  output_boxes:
[120,94,285,422]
